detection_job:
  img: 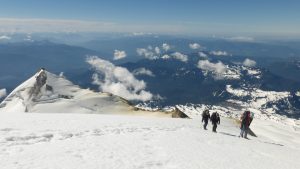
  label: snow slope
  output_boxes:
[0,112,300,169]
[0,71,171,117]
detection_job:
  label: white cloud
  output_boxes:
[197,60,241,80]
[86,56,153,101]
[161,54,171,59]
[113,50,127,60]
[137,46,162,60]
[171,52,188,62]
[136,48,158,60]
[137,48,147,56]
[133,68,155,77]
[0,88,7,99]
[243,58,256,67]
[137,45,188,62]
[189,43,201,50]
[0,35,11,40]
[162,43,171,51]
[198,60,227,74]
[198,52,208,58]
[154,47,161,54]
[210,51,229,56]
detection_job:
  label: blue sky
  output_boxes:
[0,0,299,37]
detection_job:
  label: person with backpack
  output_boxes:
[249,112,254,127]
[210,112,220,132]
[240,111,251,138]
[202,109,210,130]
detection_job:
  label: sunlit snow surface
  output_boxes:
[0,112,300,169]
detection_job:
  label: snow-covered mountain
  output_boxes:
[0,70,173,117]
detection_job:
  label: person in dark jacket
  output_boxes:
[240,111,251,138]
[210,112,220,132]
[202,109,210,130]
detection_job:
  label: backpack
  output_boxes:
[202,110,209,117]
[241,111,251,125]
[211,112,217,121]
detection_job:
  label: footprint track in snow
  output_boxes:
[1,125,185,147]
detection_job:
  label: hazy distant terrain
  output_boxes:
[1,33,300,109]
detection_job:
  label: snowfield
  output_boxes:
[1,112,300,169]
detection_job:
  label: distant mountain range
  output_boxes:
[65,51,300,118]
[0,41,109,92]
[0,35,300,118]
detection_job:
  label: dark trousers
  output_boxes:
[240,124,249,138]
[203,120,208,130]
[212,122,217,132]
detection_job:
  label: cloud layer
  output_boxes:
[0,18,186,33]
[113,50,127,60]
[86,56,153,101]
[0,18,116,33]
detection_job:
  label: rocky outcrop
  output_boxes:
[29,69,47,99]
[171,107,189,118]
